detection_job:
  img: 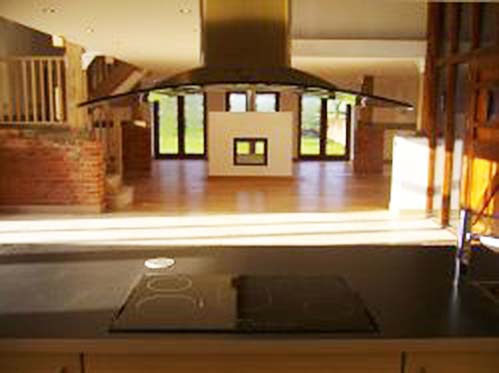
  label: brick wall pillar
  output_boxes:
[0,131,105,212]
[353,76,385,174]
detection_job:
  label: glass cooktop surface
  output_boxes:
[111,274,377,333]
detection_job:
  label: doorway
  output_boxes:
[299,96,352,160]
[151,93,206,159]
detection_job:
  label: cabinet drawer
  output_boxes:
[86,353,400,373]
[0,353,81,373]
[406,352,499,373]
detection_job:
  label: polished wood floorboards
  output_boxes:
[130,160,392,214]
[0,161,456,247]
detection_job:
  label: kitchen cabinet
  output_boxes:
[0,353,81,373]
[85,353,401,373]
[405,352,499,373]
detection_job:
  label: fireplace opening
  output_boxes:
[233,138,268,166]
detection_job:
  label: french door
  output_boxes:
[299,96,351,160]
[152,94,206,159]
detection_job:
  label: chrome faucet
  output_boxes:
[454,208,499,285]
[454,209,473,285]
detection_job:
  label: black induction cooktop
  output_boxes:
[110,274,377,333]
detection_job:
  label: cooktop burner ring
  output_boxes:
[135,293,200,311]
[146,275,193,293]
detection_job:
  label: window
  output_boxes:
[300,96,321,156]
[233,138,268,166]
[326,99,350,156]
[226,92,279,112]
[149,92,206,158]
[299,95,352,159]
[256,93,279,112]
[487,88,499,122]
[155,95,179,155]
[227,92,247,112]
[184,94,205,155]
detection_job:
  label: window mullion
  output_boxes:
[320,98,328,156]
[178,96,185,156]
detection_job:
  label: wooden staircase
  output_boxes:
[87,56,146,100]
[86,57,145,211]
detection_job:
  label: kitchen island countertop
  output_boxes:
[0,244,499,353]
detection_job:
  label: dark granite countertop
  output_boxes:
[0,244,499,347]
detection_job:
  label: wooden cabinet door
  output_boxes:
[406,352,499,373]
[0,353,81,373]
[86,353,400,373]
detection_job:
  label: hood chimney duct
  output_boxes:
[201,0,291,69]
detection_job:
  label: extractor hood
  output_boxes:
[80,0,413,109]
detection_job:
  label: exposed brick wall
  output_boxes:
[353,76,385,174]
[122,122,151,178]
[353,125,384,173]
[0,132,105,210]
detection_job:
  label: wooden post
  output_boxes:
[462,66,478,212]
[441,3,459,226]
[113,107,132,179]
[424,3,439,214]
[14,61,21,122]
[40,60,47,122]
[21,60,29,121]
[30,60,38,122]
[47,60,54,122]
[0,61,5,122]
[65,42,88,129]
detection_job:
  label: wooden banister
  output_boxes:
[0,56,67,126]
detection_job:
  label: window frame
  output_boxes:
[298,95,352,161]
[225,91,248,112]
[225,92,280,112]
[255,92,280,112]
[152,93,207,159]
[233,137,268,166]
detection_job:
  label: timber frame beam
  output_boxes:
[423,2,499,227]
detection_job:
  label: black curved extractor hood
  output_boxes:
[80,0,413,109]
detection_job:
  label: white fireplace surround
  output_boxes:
[208,112,293,177]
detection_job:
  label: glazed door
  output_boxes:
[299,96,351,160]
[152,94,206,159]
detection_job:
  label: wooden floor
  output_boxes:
[0,161,456,247]
[130,160,392,214]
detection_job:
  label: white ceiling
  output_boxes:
[0,0,427,76]
[292,0,426,39]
